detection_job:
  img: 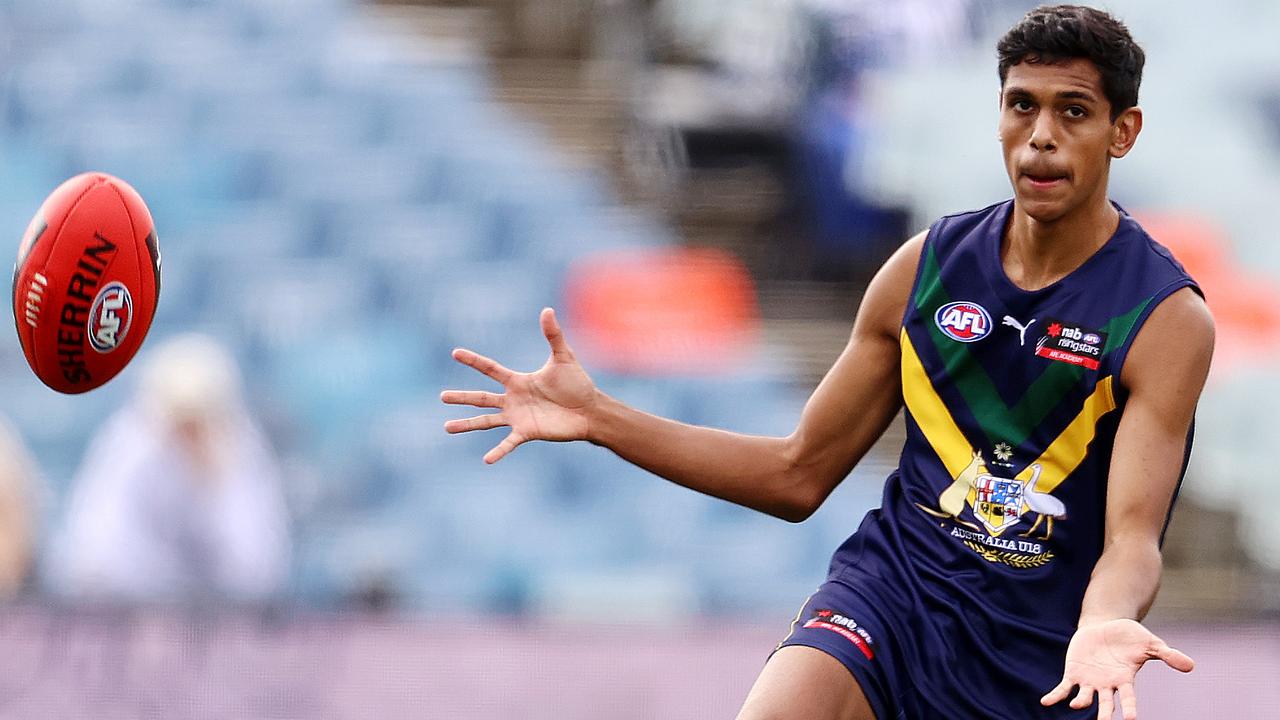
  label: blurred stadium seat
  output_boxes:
[4,0,1275,623]
[0,2,1273,716]
[1137,212,1280,369]
[564,246,761,374]
[0,0,834,612]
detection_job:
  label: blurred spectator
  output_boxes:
[51,334,290,603]
[805,0,978,66]
[779,1,928,280]
[0,414,41,598]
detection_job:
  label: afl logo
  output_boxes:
[88,281,133,353]
[934,301,992,343]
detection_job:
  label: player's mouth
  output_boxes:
[1020,169,1068,191]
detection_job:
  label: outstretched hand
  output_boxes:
[1042,618,1194,720]
[442,308,598,464]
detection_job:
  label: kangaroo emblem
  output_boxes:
[916,450,985,531]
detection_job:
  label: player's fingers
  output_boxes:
[540,307,575,362]
[1118,683,1138,720]
[443,413,506,434]
[1097,688,1114,720]
[440,390,504,409]
[1041,678,1074,706]
[452,347,514,384]
[483,432,524,464]
[1152,640,1195,673]
[1069,685,1096,710]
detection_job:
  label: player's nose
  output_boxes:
[1029,113,1058,151]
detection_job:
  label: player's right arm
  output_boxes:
[442,233,925,522]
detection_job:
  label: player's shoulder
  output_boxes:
[1119,284,1214,395]
[872,200,1011,305]
[934,198,1013,226]
[1121,213,1198,279]
[921,199,1014,256]
[1140,284,1213,337]
[892,199,1013,251]
[931,199,1013,233]
[1112,212,1208,323]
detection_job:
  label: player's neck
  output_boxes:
[1003,194,1120,292]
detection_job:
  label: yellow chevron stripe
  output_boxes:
[1021,375,1116,493]
[900,330,973,477]
[903,329,1118,497]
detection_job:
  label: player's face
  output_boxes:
[998,58,1141,223]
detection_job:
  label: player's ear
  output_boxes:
[1109,106,1142,159]
[996,88,1006,142]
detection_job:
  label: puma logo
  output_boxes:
[1002,315,1036,347]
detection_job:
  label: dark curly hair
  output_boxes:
[997,5,1145,120]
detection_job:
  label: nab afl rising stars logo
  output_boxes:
[88,281,132,353]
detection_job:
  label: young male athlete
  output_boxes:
[442,5,1213,719]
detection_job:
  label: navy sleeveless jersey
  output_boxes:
[826,199,1198,718]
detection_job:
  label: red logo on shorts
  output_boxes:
[804,609,875,660]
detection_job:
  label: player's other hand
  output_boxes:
[1041,618,1194,720]
[442,308,597,464]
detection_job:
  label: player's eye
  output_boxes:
[1064,105,1087,119]
[1010,99,1034,113]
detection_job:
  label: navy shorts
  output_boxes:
[774,576,1094,720]
[775,578,910,720]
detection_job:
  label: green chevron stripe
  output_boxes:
[914,245,1151,448]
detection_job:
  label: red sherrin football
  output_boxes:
[12,172,161,394]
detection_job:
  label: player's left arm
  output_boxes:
[1043,286,1214,720]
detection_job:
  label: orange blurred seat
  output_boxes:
[1136,210,1280,371]
[563,247,760,374]
[1135,212,1231,283]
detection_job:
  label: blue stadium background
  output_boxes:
[0,0,891,617]
[1,0,1278,620]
